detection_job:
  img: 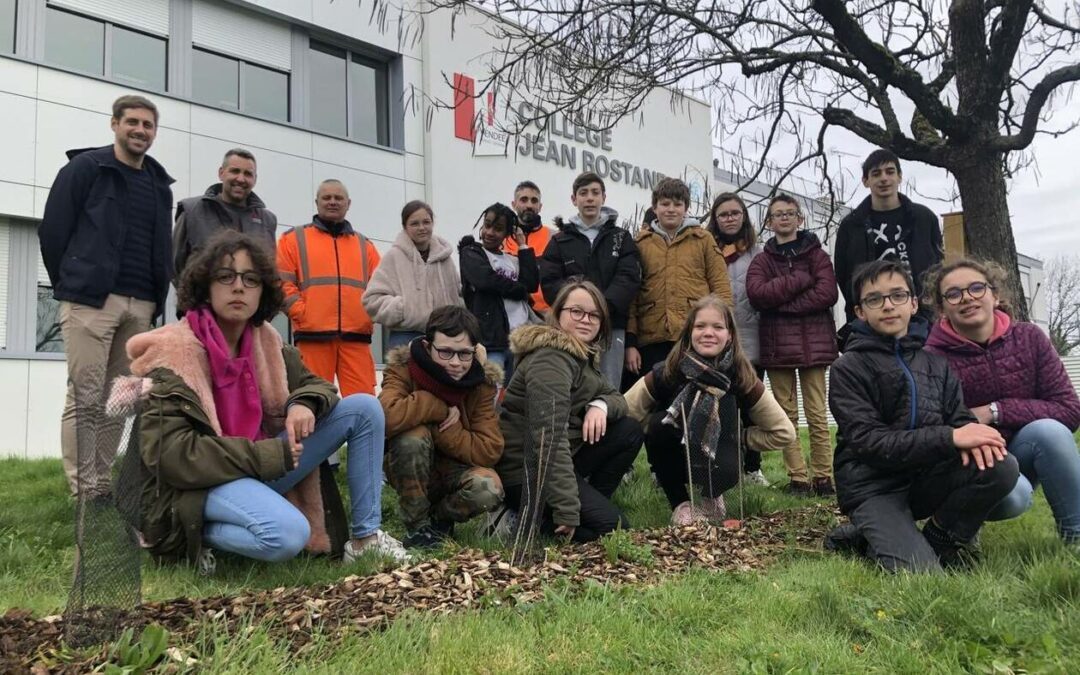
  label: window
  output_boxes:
[1,0,15,54]
[192,48,290,122]
[309,40,390,145]
[43,7,167,91]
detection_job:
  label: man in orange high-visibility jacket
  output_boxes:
[278,179,381,395]
[503,179,552,314]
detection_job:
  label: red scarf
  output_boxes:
[406,337,484,406]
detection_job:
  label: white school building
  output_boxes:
[0,1,1055,458]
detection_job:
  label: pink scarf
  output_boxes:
[186,306,265,440]
[936,308,1012,347]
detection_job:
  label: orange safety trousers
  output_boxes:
[297,339,377,396]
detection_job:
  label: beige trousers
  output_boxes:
[766,366,833,483]
[60,294,156,496]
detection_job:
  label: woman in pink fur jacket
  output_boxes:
[120,231,408,572]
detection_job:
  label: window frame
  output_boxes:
[191,45,291,122]
[309,38,392,147]
[0,0,16,55]
[42,5,168,92]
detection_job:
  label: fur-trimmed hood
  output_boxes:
[384,343,504,387]
[508,324,597,365]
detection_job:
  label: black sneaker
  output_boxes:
[403,524,449,550]
[812,477,836,496]
[783,481,813,496]
[923,520,982,569]
[823,522,869,557]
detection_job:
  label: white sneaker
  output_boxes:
[344,530,412,564]
[743,470,770,487]
[671,501,704,526]
[483,505,519,542]
[700,494,727,522]
[196,547,216,576]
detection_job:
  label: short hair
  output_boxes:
[176,231,283,325]
[514,180,541,197]
[705,192,756,250]
[222,148,257,168]
[767,193,802,215]
[112,94,159,124]
[401,200,434,227]
[545,278,612,350]
[572,172,605,195]
[922,257,1013,317]
[425,305,481,345]
[317,179,349,198]
[651,177,690,207]
[851,259,916,304]
[861,149,902,179]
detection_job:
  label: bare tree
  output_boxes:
[1044,254,1080,356]
[412,0,1080,320]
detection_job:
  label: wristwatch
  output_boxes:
[988,401,1000,426]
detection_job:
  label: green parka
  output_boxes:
[496,324,628,527]
[117,319,339,562]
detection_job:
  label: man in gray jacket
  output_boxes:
[172,148,278,278]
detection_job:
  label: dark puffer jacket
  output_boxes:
[830,318,975,513]
[926,311,1080,442]
[745,231,838,368]
[458,236,539,350]
[539,209,641,329]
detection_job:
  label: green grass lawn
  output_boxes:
[3,431,1080,673]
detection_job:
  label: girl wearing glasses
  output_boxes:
[925,259,1080,549]
[706,191,770,486]
[492,280,643,543]
[121,231,408,572]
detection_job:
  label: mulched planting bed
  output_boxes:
[1,505,835,673]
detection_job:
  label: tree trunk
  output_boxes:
[952,157,1031,321]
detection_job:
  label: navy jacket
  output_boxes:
[39,146,175,319]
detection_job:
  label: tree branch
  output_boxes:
[991,62,1080,150]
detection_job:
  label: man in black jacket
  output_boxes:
[834,149,944,325]
[539,172,641,387]
[826,260,1018,572]
[172,147,278,278]
[39,94,175,496]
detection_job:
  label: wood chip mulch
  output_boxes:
[0,505,837,673]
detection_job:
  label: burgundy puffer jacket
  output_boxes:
[925,311,1080,442]
[745,231,839,368]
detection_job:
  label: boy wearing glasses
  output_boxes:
[378,306,505,549]
[825,260,1018,572]
[746,194,839,496]
[834,149,943,325]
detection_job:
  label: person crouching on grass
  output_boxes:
[379,306,505,549]
[825,260,1019,572]
[123,231,408,574]
[492,280,643,543]
[624,295,794,525]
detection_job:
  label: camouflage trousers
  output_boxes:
[385,426,504,530]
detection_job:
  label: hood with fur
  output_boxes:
[508,324,598,366]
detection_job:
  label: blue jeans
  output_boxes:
[986,418,1080,542]
[387,331,424,350]
[486,349,514,386]
[203,394,387,561]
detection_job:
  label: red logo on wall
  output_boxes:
[453,73,495,142]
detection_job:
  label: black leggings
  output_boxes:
[506,416,642,542]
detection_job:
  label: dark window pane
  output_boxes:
[44,8,104,76]
[192,49,239,109]
[112,26,166,91]
[350,56,388,145]
[309,41,347,136]
[244,63,288,122]
[0,0,15,54]
[36,286,64,353]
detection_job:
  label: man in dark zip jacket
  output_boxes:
[539,172,641,387]
[826,260,1018,572]
[38,94,175,496]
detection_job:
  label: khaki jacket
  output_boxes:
[497,325,628,527]
[379,346,504,467]
[114,320,338,562]
[627,223,733,347]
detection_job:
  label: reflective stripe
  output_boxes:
[299,276,366,289]
[283,294,301,308]
[279,271,298,282]
[357,233,369,288]
[295,225,312,285]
